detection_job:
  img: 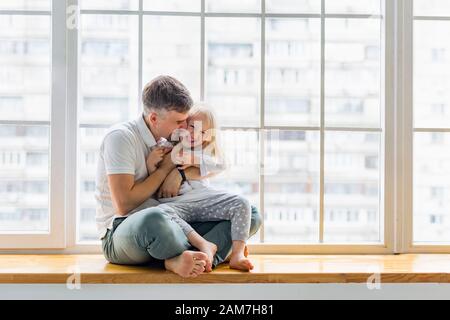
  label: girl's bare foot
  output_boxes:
[164,251,208,278]
[197,241,217,272]
[229,253,254,271]
[225,245,249,262]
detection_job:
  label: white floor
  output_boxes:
[1,284,450,300]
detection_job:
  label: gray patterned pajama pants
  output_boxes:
[157,189,252,242]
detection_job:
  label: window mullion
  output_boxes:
[50,0,68,248]
[201,0,206,100]
[319,0,326,244]
[259,0,266,243]
[138,0,143,105]
[65,0,80,248]
[393,0,414,253]
[400,0,414,252]
[383,0,396,253]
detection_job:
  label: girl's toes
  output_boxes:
[243,259,254,270]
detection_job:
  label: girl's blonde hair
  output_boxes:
[189,104,225,167]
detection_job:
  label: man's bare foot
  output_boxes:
[229,253,254,271]
[164,251,208,278]
[197,241,217,272]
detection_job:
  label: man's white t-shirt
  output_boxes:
[95,114,160,239]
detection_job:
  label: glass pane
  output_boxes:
[80,14,139,126]
[80,0,139,10]
[144,0,200,12]
[266,0,320,14]
[143,16,201,102]
[264,130,320,243]
[78,127,108,242]
[325,18,382,128]
[325,0,381,15]
[414,133,450,243]
[414,0,450,17]
[0,125,49,232]
[0,15,50,121]
[209,129,260,243]
[265,18,320,127]
[324,132,381,243]
[0,0,50,10]
[206,18,260,127]
[206,0,260,13]
[414,21,450,128]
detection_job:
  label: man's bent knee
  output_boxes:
[129,207,171,235]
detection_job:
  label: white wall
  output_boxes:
[1,284,450,300]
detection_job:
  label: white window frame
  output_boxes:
[6,0,448,254]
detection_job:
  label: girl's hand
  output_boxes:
[146,147,165,174]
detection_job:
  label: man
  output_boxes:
[95,75,262,278]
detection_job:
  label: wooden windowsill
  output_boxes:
[0,254,450,284]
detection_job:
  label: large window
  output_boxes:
[75,0,386,247]
[1,0,448,253]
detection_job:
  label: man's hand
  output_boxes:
[146,147,165,174]
[157,168,182,199]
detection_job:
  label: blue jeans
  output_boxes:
[102,205,262,268]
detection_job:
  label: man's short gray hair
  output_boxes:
[142,75,193,116]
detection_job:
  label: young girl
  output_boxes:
[146,106,254,273]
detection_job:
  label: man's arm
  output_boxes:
[108,154,175,216]
[185,166,207,180]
